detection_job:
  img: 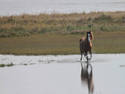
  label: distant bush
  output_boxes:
[70,30,85,34]
[0,63,14,67]
[122,16,125,23]
[66,25,74,32]
[94,14,112,22]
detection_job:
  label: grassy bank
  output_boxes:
[0,31,125,54]
[0,11,125,54]
[0,11,125,37]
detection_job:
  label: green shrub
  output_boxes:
[94,14,112,22]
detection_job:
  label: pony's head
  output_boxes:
[86,31,93,41]
[86,31,91,41]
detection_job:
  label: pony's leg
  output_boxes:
[84,52,89,62]
[86,53,89,63]
[84,52,87,57]
[89,49,92,60]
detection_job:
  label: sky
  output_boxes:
[0,0,125,16]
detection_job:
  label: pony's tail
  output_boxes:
[80,39,82,42]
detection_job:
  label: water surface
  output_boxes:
[0,54,125,94]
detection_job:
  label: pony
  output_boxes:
[80,31,93,61]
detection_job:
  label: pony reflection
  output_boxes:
[81,63,94,94]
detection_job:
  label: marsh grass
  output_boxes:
[0,12,125,54]
[0,31,125,54]
[0,63,14,67]
[0,12,125,37]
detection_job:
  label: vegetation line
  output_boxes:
[0,11,125,54]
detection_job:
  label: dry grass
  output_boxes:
[0,11,125,54]
[0,11,125,37]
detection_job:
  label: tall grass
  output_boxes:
[0,11,125,37]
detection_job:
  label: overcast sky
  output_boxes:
[0,0,125,16]
[0,0,125,3]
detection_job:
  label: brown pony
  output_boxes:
[80,31,93,61]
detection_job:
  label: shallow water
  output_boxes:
[0,0,125,16]
[0,54,125,94]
